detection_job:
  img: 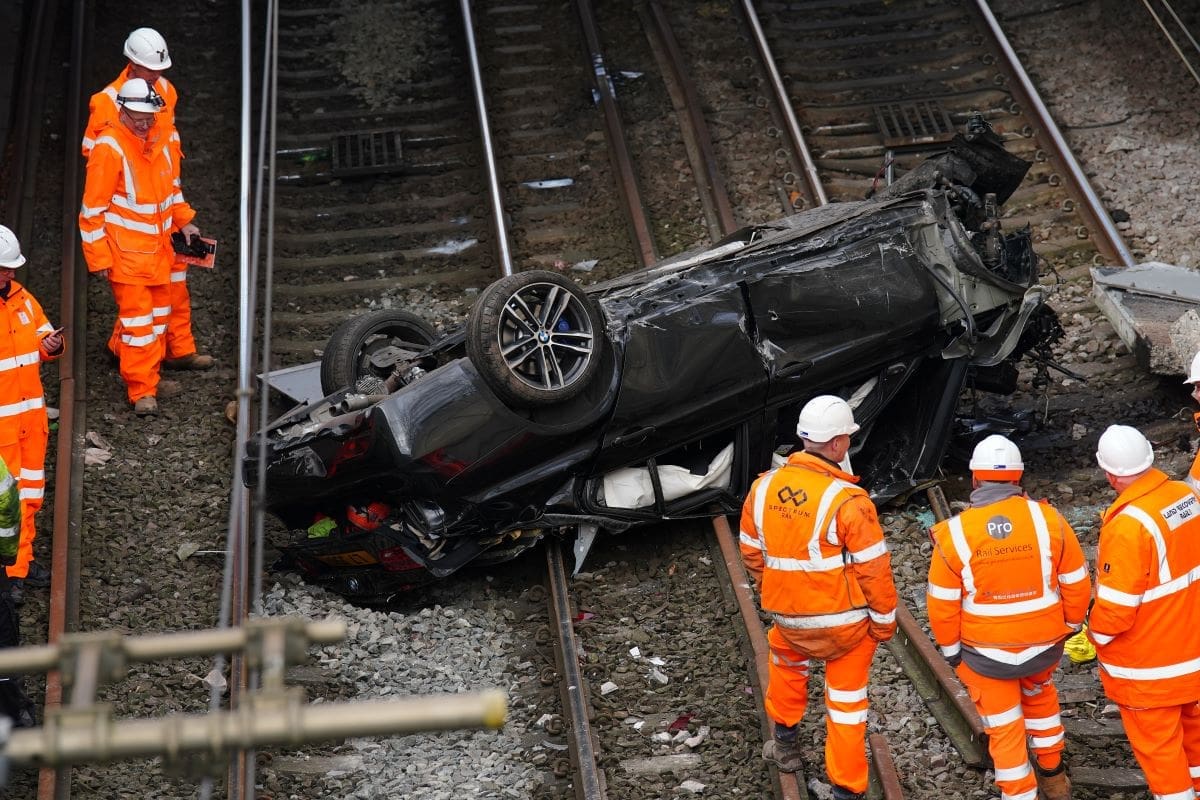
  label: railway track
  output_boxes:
[0,0,1172,797]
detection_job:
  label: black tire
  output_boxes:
[467,270,605,407]
[320,309,438,395]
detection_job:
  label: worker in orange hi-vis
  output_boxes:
[1181,351,1200,492]
[1089,425,1200,800]
[739,395,897,800]
[79,78,203,416]
[927,435,1090,800]
[81,27,213,373]
[0,226,65,595]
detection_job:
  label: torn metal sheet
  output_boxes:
[258,360,323,407]
[1092,262,1200,374]
[246,118,1059,603]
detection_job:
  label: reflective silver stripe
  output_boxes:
[81,134,96,150]
[763,552,845,572]
[848,539,887,564]
[103,212,161,235]
[170,271,187,283]
[1119,505,1172,584]
[1153,790,1196,800]
[928,582,961,601]
[1189,765,1200,778]
[1002,789,1038,800]
[993,762,1032,782]
[1096,583,1141,608]
[826,708,868,725]
[981,703,1023,728]
[739,530,763,550]
[0,474,13,493]
[1058,564,1088,584]
[121,332,158,347]
[0,398,44,417]
[826,686,867,703]
[152,304,171,318]
[0,526,15,540]
[102,86,117,100]
[80,203,107,219]
[111,193,170,215]
[959,501,1060,617]
[1028,732,1064,748]
[36,323,53,334]
[18,468,42,481]
[120,313,155,327]
[93,135,139,200]
[970,643,1055,665]
[810,480,856,554]
[0,352,42,372]
[770,651,808,669]
[19,487,43,500]
[1189,474,1200,493]
[152,324,167,335]
[1100,655,1200,681]
[1090,630,1116,645]
[940,642,961,657]
[1143,563,1200,604]
[1024,714,1061,731]
[751,470,774,538]
[80,228,106,243]
[867,608,894,624]
[773,608,868,629]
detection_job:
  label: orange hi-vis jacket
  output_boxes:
[1089,468,1200,708]
[80,67,180,160]
[927,491,1090,672]
[0,281,62,433]
[739,451,897,658]
[79,118,195,286]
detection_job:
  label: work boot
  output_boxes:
[762,739,805,773]
[157,379,183,399]
[133,396,158,415]
[163,352,214,371]
[1035,761,1071,800]
[23,562,50,589]
[832,785,867,800]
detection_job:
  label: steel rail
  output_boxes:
[544,540,605,799]
[711,516,808,800]
[640,1,737,239]
[739,0,828,208]
[573,0,659,268]
[1141,0,1200,90]
[459,0,514,277]
[2,0,55,236]
[970,0,1134,267]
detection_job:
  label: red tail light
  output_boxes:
[379,546,421,572]
[327,431,372,476]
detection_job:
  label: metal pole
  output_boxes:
[459,0,514,276]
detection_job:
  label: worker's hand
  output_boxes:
[944,652,962,668]
[40,330,64,355]
[181,222,201,240]
[94,269,109,281]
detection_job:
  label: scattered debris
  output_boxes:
[600,681,619,696]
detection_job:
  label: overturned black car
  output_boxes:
[248,121,1059,602]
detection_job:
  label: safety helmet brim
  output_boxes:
[0,253,25,269]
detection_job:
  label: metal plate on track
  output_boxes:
[874,100,956,150]
[331,131,405,177]
[1092,262,1200,375]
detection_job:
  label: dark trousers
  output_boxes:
[0,571,36,728]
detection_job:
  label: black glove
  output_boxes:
[945,652,962,668]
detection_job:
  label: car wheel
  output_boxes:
[320,309,438,395]
[467,270,605,407]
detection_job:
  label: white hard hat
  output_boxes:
[124,27,172,70]
[1184,350,1200,384]
[1096,424,1154,477]
[116,79,166,114]
[0,225,25,269]
[796,395,860,443]
[969,434,1024,480]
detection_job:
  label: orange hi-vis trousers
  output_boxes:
[0,428,46,579]
[957,662,1066,800]
[766,627,877,793]
[109,282,170,403]
[166,265,197,358]
[1117,701,1200,800]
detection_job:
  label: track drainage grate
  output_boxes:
[874,101,956,150]
[330,131,405,177]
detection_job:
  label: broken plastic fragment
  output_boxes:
[600,681,619,696]
[667,713,693,733]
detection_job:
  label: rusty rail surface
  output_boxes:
[544,540,606,800]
